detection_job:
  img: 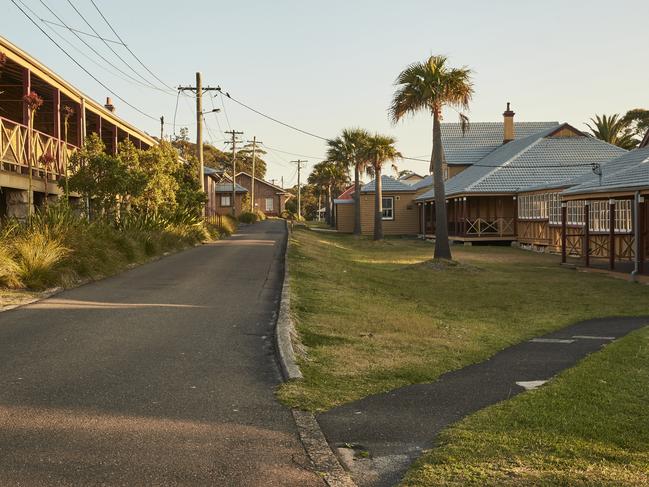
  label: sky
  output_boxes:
[4,0,648,187]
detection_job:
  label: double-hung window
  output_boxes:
[382,196,394,220]
[265,197,274,212]
[220,195,231,207]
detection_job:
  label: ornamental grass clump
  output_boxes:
[12,231,69,289]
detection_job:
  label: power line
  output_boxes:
[38,0,165,92]
[219,89,329,141]
[219,91,232,131]
[40,18,123,44]
[65,0,172,94]
[261,143,327,161]
[88,0,180,94]
[11,0,161,122]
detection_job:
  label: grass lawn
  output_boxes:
[277,228,649,411]
[402,325,649,486]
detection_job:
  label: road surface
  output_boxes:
[0,220,322,486]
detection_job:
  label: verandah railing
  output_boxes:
[0,115,76,181]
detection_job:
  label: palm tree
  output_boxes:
[389,55,473,260]
[363,134,401,240]
[326,128,370,236]
[586,114,638,150]
[308,160,349,225]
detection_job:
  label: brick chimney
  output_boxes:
[503,102,515,143]
[104,97,115,113]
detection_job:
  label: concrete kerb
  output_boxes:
[276,220,357,487]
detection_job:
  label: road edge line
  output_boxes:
[276,220,357,487]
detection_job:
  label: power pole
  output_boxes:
[159,116,164,141]
[292,160,307,219]
[178,73,220,210]
[246,136,263,212]
[225,130,244,217]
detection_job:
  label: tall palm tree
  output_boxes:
[586,114,638,150]
[326,128,370,235]
[363,134,400,241]
[389,55,473,260]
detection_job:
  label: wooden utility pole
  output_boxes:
[160,116,164,141]
[292,160,307,219]
[246,136,263,212]
[225,130,244,217]
[178,73,220,205]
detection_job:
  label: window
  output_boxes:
[265,197,274,211]
[587,200,633,233]
[548,193,562,225]
[382,196,394,220]
[518,193,550,220]
[567,200,585,226]
[220,195,231,207]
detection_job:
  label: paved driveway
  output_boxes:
[0,220,322,486]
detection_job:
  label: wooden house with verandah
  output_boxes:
[414,123,625,242]
[558,145,649,275]
[0,35,157,217]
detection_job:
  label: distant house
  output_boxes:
[335,175,420,235]
[397,172,425,185]
[234,171,290,216]
[204,167,248,216]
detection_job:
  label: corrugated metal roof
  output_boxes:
[563,147,649,195]
[441,121,560,166]
[214,182,248,193]
[361,175,415,193]
[416,125,625,200]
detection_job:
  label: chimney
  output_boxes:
[503,102,515,143]
[104,97,115,113]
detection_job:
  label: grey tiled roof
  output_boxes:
[563,147,649,195]
[214,182,248,193]
[416,125,625,201]
[410,174,433,191]
[361,175,416,193]
[441,121,560,166]
[203,166,223,176]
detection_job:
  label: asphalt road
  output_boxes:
[0,220,323,486]
[318,316,649,487]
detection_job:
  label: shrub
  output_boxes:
[254,209,267,221]
[238,211,258,224]
[13,231,69,289]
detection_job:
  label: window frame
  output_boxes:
[382,196,394,221]
[220,194,232,207]
[265,197,274,212]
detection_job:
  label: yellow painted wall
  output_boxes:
[359,192,419,236]
[336,203,355,233]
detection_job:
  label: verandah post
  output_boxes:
[639,197,645,275]
[609,199,616,270]
[584,202,590,267]
[561,202,567,263]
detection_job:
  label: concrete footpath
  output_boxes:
[317,316,649,487]
[0,220,323,486]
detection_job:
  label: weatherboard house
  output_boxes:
[0,35,156,217]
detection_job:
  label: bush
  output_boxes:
[238,211,258,224]
[254,209,267,221]
[0,205,215,290]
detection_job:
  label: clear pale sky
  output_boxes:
[5,0,648,186]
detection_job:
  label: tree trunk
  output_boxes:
[329,184,335,228]
[432,110,452,259]
[353,163,361,235]
[373,166,383,240]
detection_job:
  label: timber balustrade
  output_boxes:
[464,217,515,237]
[0,115,76,181]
